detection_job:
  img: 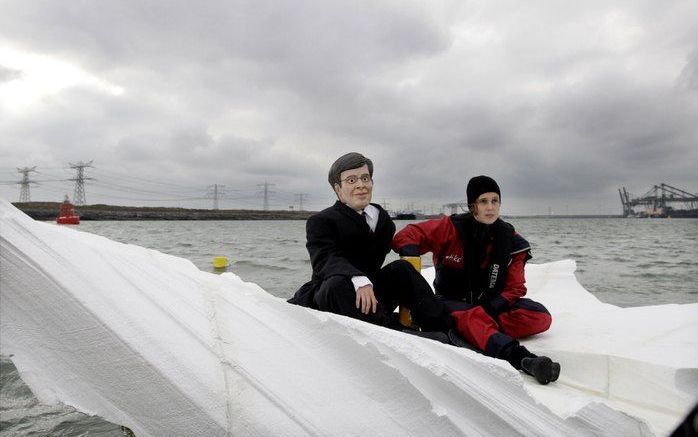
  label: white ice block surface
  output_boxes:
[1,200,696,436]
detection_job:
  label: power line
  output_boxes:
[2,164,311,210]
[25,178,256,205]
[54,185,210,202]
[27,183,77,195]
[89,179,205,198]
[92,167,206,192]
[92,168,258,197]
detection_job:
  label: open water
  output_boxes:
[2,218,697,435]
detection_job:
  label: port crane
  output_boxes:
[619,183,698,217]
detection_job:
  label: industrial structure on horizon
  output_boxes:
[619,183,698,218]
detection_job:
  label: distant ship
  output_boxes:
[391,210,444,220]
[393,212,417,220]
[632,205,698,218]
[664,208,698,218]
[637,207,698,218]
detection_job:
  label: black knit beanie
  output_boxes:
[467,175,501,205]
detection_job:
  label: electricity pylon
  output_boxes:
[207,184,226,210]
[295,193,308,211]
[69,160,94,206]
[257,182,275,210]
[17,166,37,202]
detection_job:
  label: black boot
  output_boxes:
[521,356,560,385]
[499,343,560,385]
[412,298,454,333]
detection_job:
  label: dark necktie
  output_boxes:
[362,211,373,233]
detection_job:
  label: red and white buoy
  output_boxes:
[56,195,80,225]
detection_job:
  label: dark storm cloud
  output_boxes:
[525,71,698,193]
[1,0,696,213]
[0,1,449,80]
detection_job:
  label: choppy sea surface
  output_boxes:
[2,218,697,436]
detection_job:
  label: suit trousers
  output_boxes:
[313,260,452,331]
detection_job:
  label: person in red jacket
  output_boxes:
[393,176,560,384]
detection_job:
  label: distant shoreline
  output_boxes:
[16,202,690,221]
[503,214,622,219]
[13,202,315,221]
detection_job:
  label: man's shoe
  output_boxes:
[521,356,560,385]
[446,329,478,350]
[403,329,451,344]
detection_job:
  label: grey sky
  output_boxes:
[1,0,696,214]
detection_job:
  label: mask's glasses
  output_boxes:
[341,174,372,185]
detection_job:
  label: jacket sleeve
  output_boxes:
[500,251,528,302]
[486,251,529,313]
[306,214,364,280]
[391,216,452,257]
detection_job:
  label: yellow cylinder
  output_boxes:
[212,255,229,269]
[399,306,415,328]
[399,256,422,329]
[401,256,422,271]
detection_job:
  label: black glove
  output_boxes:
[480,296,509,318]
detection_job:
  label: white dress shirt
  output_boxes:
[351,204,379,291]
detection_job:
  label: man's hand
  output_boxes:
[356,285,378,314]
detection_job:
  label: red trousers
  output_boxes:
[450,298,551,355]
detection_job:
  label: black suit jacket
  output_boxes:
[288,201,396,308]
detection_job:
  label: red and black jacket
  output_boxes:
[392,214,531,315]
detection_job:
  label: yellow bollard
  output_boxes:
[212,255,229,270]
[399,256,422,329]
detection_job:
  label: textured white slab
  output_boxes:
[1,200,696,436]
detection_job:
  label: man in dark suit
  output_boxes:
[288,152,450,329]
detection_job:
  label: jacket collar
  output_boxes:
[333,201,386,233]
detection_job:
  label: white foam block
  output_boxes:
[1,200,696,436]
